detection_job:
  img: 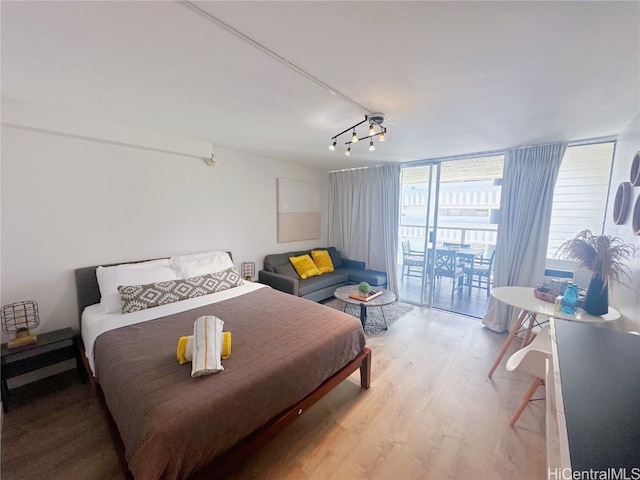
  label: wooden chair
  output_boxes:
[465,250,495,296]
[433,249,465,299]
[401,240,426,279]
[505,325,551,426]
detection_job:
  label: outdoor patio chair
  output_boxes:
[434,248,466,299]
[465,250,495,296]
[401,240,426,279]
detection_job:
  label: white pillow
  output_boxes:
[96,259,177,313]
[169,251,233,279]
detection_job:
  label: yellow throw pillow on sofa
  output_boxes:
[311,250,334,274]
[289,254,321,279]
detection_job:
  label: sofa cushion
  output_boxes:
[297,271,350,297]
[289,254,321,279]
[311,250,334,273]
[264,250,306,272]
[264,248,344,272]
[273,263,300,279]
[347,269,388,287]
[326,247,343,269]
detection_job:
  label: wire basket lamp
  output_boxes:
[1,300,39,348]
[240,261,256,282]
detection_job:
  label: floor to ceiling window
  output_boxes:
[547,141,615,256]
[397,140,616,317]
[545,141,616,285]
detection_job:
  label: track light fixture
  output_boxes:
[329,113,387,155]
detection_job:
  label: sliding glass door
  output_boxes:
[398,156,504,317]
[398,163,440,307]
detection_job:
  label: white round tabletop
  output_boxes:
[491,286,620,323]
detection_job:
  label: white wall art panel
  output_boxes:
[277,178,321,242]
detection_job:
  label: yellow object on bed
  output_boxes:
[176,331,232,364]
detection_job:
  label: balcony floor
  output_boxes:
[396,267,491,319]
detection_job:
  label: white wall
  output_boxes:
[604,113,640,331]
[1,117,329,342]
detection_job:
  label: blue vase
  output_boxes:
[583,275,608,316]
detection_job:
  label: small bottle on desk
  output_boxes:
[560,284,579,315]
[554,295,562,313]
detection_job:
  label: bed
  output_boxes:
[75,253,371,480]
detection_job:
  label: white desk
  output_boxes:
[487,286,620,378]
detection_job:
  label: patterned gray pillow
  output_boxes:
[118,266,243,314]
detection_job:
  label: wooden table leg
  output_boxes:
[488,308,529,378]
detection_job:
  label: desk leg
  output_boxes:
[488,309,529,378]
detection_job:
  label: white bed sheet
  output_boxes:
[81,281,267,375]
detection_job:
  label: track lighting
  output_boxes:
[328,113,387,155]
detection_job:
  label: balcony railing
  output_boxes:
[399,224,498,257]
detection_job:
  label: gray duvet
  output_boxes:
[94,287,366,480]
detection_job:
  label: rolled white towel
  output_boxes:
[176,332,231,364]
[191,315,224,377]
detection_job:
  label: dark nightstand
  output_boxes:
[1,327,87,412]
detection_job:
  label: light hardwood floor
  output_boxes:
[1,307,546,480]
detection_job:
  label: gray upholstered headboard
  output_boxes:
[74,257,167,325]
[74,252,233,327]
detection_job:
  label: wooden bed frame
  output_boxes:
[74,258,372,479]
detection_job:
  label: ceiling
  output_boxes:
[2,1,639,171]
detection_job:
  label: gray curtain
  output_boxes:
[482,143,567,332]
[328,164,400,296]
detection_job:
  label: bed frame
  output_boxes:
[74,257,372,478]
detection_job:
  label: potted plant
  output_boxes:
[556,229,636,315]
[358,281,371,295]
